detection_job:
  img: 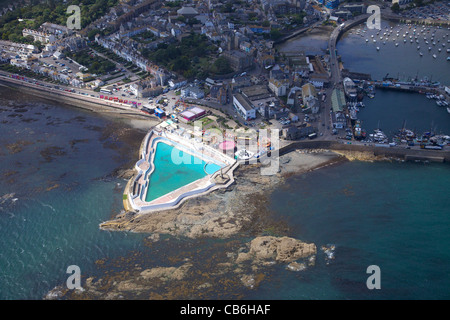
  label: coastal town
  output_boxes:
[1,0,450,303]
[1,0,450,157]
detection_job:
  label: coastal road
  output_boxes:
[0,72,156,120]
[328,14,370,87]
[316,14,370,141]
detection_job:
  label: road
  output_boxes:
[315,14,371,141]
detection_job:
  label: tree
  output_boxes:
[391,3,400,13]
[269,29,282,40]
[87,29,102,40]
[172,56,189,72]
[213,57,232,75]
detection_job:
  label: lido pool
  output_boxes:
[145,142,222,203]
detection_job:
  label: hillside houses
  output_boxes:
[95,35,169,85]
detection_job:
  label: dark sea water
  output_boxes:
[256,160,450,299]
[358,89,450,137]
[261,20,450,300]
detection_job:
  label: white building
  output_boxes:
[22,29,56,43]
[181,86,204,99]
[168,79,187,89]
[233,93,256,120]
[268,78,288,97]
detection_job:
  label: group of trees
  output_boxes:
[0,0,118,43]
[211,56,233,75]
[141,33,226,79]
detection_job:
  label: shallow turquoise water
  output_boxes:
[1,87,450,300]
[145,142,221,203]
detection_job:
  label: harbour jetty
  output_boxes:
[279,140,450,163]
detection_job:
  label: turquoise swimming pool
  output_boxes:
[145,141,222,203]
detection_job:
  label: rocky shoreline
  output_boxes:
[100,149,345,238]
[46,234,318,300]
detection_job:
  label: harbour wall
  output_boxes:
[279,140,450,163]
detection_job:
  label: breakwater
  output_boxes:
[279,140,450,163]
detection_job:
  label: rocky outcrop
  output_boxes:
[331,149,387,162]
[101,150,343,240]
[236,236,316,265]
[46,235,317,299]
[139,263,192,282]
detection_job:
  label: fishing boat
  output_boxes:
[353,120,365,140]
[370,129,388,143]
[343,77,358,100]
